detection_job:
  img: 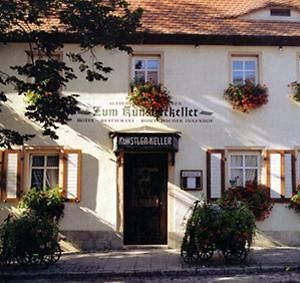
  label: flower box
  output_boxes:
[129,82,172,119]
[224,80,268,112]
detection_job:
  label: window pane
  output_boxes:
[245,169,257,183]
[245,155,258,167]
[147,60,159,70]
[245,71,256,82]
[134,60,145,70]
[245,60,256,70]
[232,71,243,84]
[231,169,243,186]
[32,156,44,167]
[230,155,243,167]
[46,169,59,189]
[47,156,59,167]
[232,60,243,70]
[31,169,44,190]
[134,71,145,84]
[147,71,158,84]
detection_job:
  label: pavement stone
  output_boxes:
[0,247,300,281]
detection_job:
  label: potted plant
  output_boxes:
[289,81,300,102]
[224,80,268,112]
[129,81,172,119]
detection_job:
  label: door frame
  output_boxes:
[123,152,168,245]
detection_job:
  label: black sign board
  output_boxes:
[112,134,179,152]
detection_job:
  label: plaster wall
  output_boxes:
[1,43,300,248]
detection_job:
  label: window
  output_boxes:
[229,152,260,187]
[30,154,59,190]
[132,56,160,85]
[231,56,258,85]
[270,8,291,17]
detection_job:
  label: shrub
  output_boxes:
[224,80,268,112]
[18,187,65,222]
[0,212,61,265]
[181,201,256,263]
[220,182,273,221]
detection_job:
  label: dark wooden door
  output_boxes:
[124,153,168,245]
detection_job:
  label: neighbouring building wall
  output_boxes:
[1,43,300,249]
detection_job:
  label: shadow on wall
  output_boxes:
[68,113,114,154]
[0,102,58,146]
[60,206,122,251]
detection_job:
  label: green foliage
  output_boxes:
[288,187,300,213]
[0,0,142,147]
[0,212,61,265]
[220,182,273,221]
[181,201,256,263]
[290,82,300,102]
[18,187,65,222]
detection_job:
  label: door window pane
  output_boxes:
[245,60,256,70]
[147,60,159,70]
[147,71,158,84]
[230,155,243,167]
[245,169,257,183]
[47,156,59,167]
[232,60,243,70]
[31,169,44,190]
[245,155,258,167]
[232,71,243,84]
[31,154,59,190]
[231,169,243,186]
[134,60,145,70]
[134,71,146,84]
[32,156,45,167]
[46,169,59,188]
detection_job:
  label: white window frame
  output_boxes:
[131,56,160,84]
[29,154,59,190]
[228,151,261,187]
[231,56,258,85]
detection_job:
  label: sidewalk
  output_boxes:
[1,247,300,281]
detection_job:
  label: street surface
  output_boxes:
[4,271,300,283]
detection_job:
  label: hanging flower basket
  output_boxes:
[129,82,172,119]
[289,81,300,102]
[224,80,268,112]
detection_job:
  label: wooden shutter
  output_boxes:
[267,150,295,200]
[61,149,82,202]
[2,150,21,202]
[207,150,225,199]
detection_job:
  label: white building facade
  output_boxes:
[1,1,300,249]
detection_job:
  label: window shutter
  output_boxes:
[267,150,295,200]
[61,149,82,202]
[3,150,21,202]
[207,150,225,199]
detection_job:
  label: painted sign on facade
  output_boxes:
[74,94,214,124]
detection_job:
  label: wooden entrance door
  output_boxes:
[124,153,168,245]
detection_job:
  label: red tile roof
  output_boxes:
[128,0,300,37]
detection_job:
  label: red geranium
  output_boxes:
[129,81,172,119]
[224,80,268,112]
